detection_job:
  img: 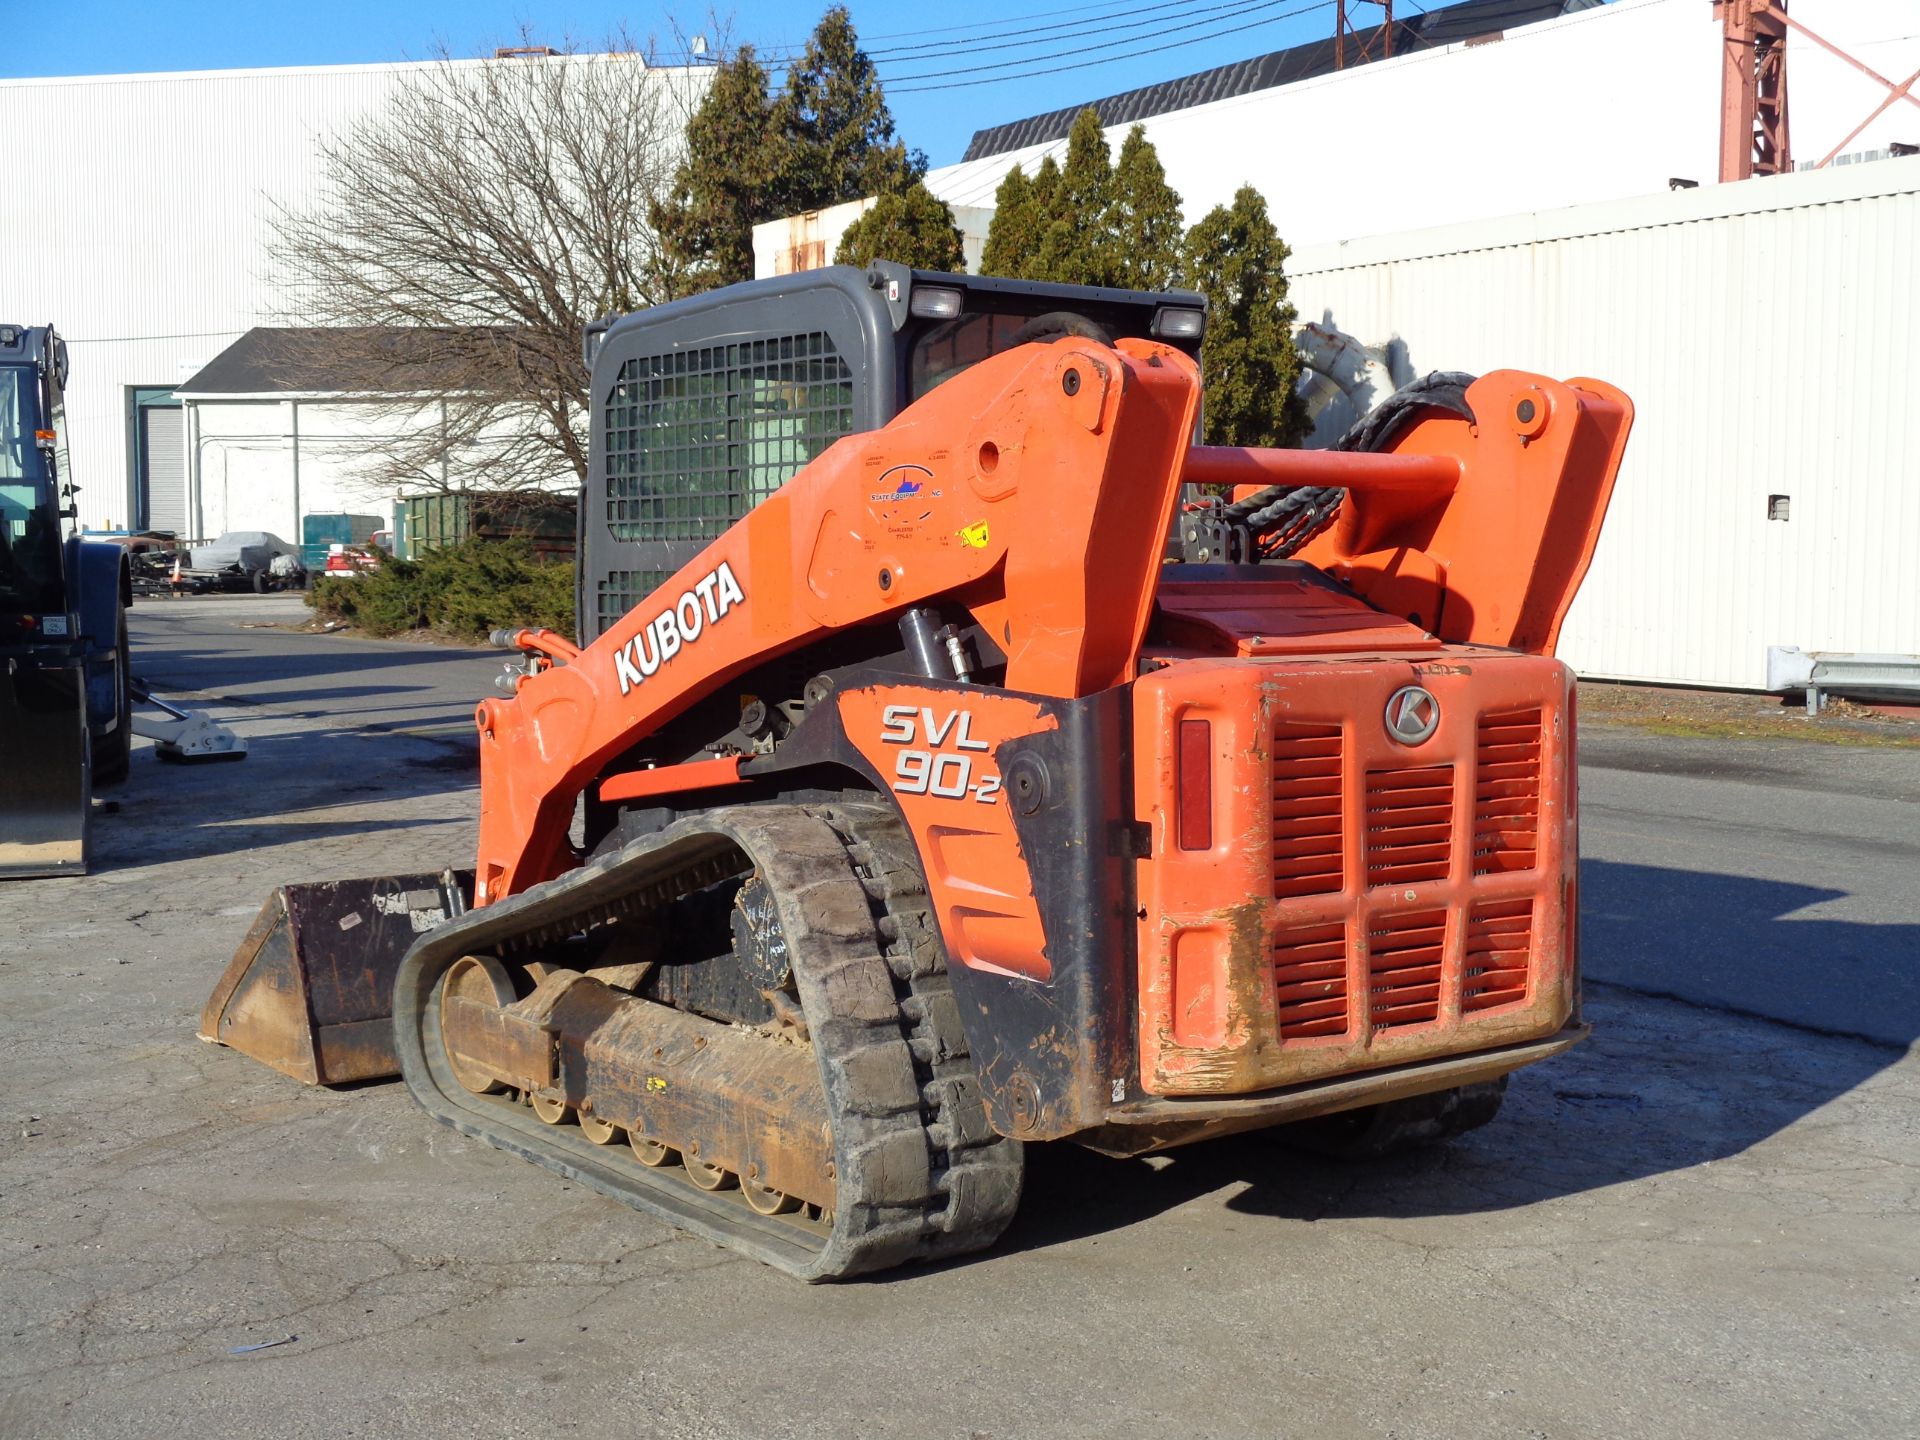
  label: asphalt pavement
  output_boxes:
[0,594,1914,1439]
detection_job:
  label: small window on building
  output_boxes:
[1768,494,1790,521]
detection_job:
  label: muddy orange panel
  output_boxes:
[1132,650,1575,1096]
[839,684,1059,982]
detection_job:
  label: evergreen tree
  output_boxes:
[1108,125,1184,292]
[1021,156,1064,280]
[980,165,1037,278]
[649,46,784,292]
[834,183,966,271]
[776,6,923,214]
[655,9,927,292]
[979,154,1066,279]
[1033,108,1116,286]
[980,114,1183,290]
[1180,185,1309,448]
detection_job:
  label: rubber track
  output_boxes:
[391,803,1023,1280]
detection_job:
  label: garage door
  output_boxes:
[140,404,186,535]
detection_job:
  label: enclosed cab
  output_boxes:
[577,262,1206,645]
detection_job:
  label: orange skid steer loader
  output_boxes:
[201,265,1631,1279]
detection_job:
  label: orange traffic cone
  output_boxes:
[170,553,183,597]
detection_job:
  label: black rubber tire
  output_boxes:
[91,606,132,787]
[1278,1078,1508,1161]
[251,568,269,594]
[1004,310,1116,349]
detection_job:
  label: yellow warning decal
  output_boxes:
[959,521,990,549]
[646,1076,669,1093]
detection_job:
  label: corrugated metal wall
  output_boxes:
[1288,157,1920,689]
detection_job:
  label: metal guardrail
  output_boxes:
[1767,647,1920,715]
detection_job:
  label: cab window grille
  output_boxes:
[596,570,670,633]
[604,333,853,543]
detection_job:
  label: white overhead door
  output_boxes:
[140,404,185,535]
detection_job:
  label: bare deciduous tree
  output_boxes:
[271,40,703,494]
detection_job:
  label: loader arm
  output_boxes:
[1197,371,1634,652]
[476,337,1202,901]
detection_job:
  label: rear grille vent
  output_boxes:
[1464,898,1534,1012]
[1367,908,1448,1029]
[1272,920,1350,1039]
[1271,723,1344,899]
[1474,707,1543,875]
[1364,766,1454,888]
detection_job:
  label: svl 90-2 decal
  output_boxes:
[879,704,1002,803]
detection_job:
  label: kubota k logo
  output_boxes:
[1384,685,1440,745]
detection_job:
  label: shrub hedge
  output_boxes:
[307,538,574,641]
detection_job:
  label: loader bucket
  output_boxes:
[200,870,472,1085]
[0,660,90,879]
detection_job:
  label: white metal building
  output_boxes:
[1287,155,1920,691]
[0,54,705,539]
[923,0,1920,249]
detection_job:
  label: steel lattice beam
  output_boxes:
[1335,0,1394,71]
[1717,0,1791,180]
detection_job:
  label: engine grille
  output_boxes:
[1367,908,1449,1029]
[1474,707,1543,875]
[1272,919,1349,1038]
[1464,897,1534,1013]
[1267,703,1549,1045]
[1270,723,1343,899]
[1365,765,1454,887]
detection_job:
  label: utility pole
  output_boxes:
[1334,0,1394,71]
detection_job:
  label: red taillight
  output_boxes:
[1177,718,1213,850]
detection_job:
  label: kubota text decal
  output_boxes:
[612,561,746,696]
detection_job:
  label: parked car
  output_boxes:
[182,531,307,592]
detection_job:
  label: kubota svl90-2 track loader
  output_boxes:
[202,264,1632,1278]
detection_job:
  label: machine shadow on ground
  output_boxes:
[994,859,1915,1259]
[87,727,478,872]
[1581,858,1920,1045]
[132,635,493,695]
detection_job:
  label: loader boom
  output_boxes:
[476,336,1202,900]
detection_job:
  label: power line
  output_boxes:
[737,0,1218,62]
[65,329,246,344]
[703,0,1324,68]
[890,0,1333,93]
[875,0,1271,63]
[867,0,1204,45]
[884,0,1310,84]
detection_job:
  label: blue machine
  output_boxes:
[1,323,131,876]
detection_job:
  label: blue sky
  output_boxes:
[5,0,1351,165]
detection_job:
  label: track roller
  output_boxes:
[577,1108,620,1145]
